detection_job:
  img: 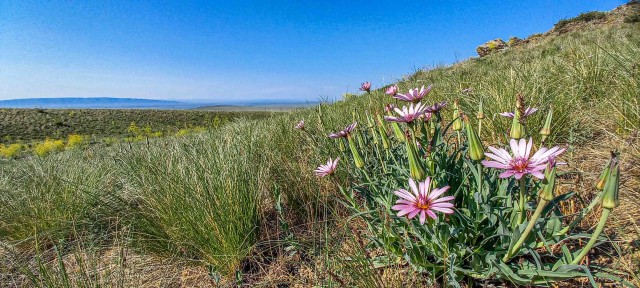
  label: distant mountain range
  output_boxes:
[0,97,317,110]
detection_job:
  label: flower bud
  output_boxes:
[476,100,485,120]
[538,159,557,201]
[463,115,484,161]
[602,159,620,209]
[366,112,379,145]
[376,113,391,150]
[595,159,611,190]
[405,131,425,180]
[452,100,462,131]
[540,109,553,143]
[509,110,526,139]
[540,109,552,136]
[510,94,527,139]
[347,135,365,169]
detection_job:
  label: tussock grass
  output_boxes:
[118,122,262,276]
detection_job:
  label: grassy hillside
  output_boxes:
[1,3,639,287]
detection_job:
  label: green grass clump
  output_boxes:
[0,151,116,246]
[119,123,262,276]
[555,11,608,30]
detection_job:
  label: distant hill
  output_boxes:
[0,97,320,110]
[0,97,198,109]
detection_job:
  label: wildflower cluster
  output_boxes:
[297,83,623,285]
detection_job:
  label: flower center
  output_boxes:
[415,197,431,210]
[511,157,529,173]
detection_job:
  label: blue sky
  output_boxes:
[0,0,625,102]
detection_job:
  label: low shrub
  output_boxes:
[0,143,23,159]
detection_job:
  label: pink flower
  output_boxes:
[385,84,399,96]
[295,120,305,130]
[393,85,432,103]
[482,138,565,179]
[391,177,454,224]
[328,122,357,138]
[384,104,396,113]
[360,81,372,92]
[314,157,339,177]
[384,103,429,123]
[499,107,538,118]
[425,101,447,113]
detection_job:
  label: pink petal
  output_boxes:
[530,170,545,179]
[484,152,509,164]
[488,146,513,162]
[408,209,421,219]
[419,211,426,224]
[510,139,520,157]
[499,170,516,178]
[431,207,454,214]
[408,179,419,197]
[431,202,454,208]
[426,210,438,220]
[518,139,527,158]
[482,160,509,169]
[432,196,455,203]
[428,186,450,201]
[394,189,416,201]
[524,138,533,159]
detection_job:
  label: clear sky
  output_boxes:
[0,0,626,102]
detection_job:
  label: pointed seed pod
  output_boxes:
[602,158,620,209]
[539,160,557,201]
[405,131,426,180]
[452,100,462,131]
[540,108,553,136]
[463,115,484,161]
[376,113,391,150]
[595,159,611,190]
[510,94,527,139]
[476,100,485,120]
[347,135,365,169]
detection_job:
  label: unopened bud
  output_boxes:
[539,159,557,201]
[602,157,620,209]
[376,113,391,150]
[347,135,365,169]
[540,109,553,136]
[463,115,484,161]
[452,100,462,131]
[510,113,526,139]
[476,100,485,120]
[405,130,426,180]
[595,159,611,190]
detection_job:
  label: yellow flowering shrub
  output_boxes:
[34,139,65,157]
[66,134,85,149]
[0,143,23,159]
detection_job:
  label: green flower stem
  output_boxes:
[478,119,483,136]
[554,191,604,236]
[477,162,483,197]
[338,139,346,152]
[518,177,527,225]
[570,208,611,265]
[503,198,549,262]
